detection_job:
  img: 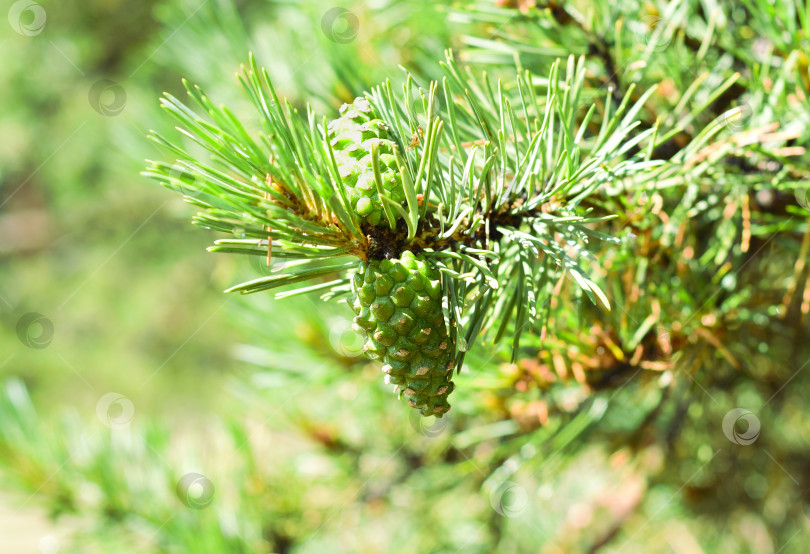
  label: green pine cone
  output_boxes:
[350,250,456,416]
[328,98,405,227]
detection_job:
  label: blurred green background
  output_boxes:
[2,0,810,552]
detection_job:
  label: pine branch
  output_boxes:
[145,53,671,362]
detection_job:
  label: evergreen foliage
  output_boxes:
[3,0,810,551]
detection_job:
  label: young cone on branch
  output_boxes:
[351,250,456,416]
[333,99,457,414]
[328,98,405,226]
[145,53,664,419]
